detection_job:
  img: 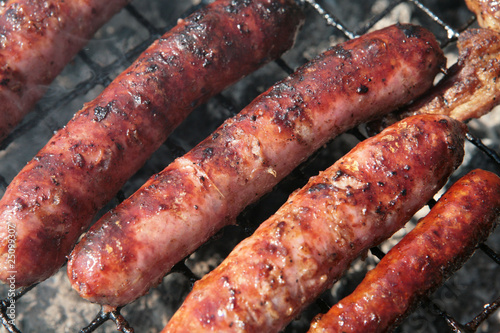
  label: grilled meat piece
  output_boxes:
[466,0,500,32]
[367,28,500,134]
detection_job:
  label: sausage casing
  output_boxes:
[161,114,466,333]
[0,0,305,287]
[67,24,445,306]
[308,169,500,333]
[0,0,130,142]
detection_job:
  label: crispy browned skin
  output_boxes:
[367,27,500,134]
[0,0,131,142]
[466,0,500,31]
[0,0,305,287]
[67,24,446,307]
[308,169,500,333]
[162,114,466,333]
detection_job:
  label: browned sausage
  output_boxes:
[0,0,305,287]
[160,114,466,332]
[367,27,500,133]
[67,24,446,307]
[308,169,500,333]
[0,1,6,16]
[0,0,130,142]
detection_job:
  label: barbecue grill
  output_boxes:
[0,0,498,332]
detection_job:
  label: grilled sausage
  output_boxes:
[0,0,131,143]
[308,169,500,333]
[161,114,466,333]
[67,24,446,307]
[367,27,500,133]
[0,0,305,287]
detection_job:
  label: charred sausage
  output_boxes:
[308,169,500,333]
[0,0,305,287]
[67,24,445,307]
[161,114,466,332]
[0,0,130,142]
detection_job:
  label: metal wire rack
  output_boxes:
[0,0,498,332]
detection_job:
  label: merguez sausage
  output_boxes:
[0,0,130,142]
[308,169,500,333]
[161,114,466,332]
[67,24,446,307]
[0,0,305,287]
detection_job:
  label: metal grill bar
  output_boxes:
[408,0,460,40]
[355,0,408,36]
[465,295,500,332]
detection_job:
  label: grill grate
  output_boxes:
[0,0,498,332]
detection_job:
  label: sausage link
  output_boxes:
[0,0,130,142]
[0,0,305,287]
[308,169,500,333]
[367,27,500,133]
[161,114,466,333]
[67,24,446,306]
